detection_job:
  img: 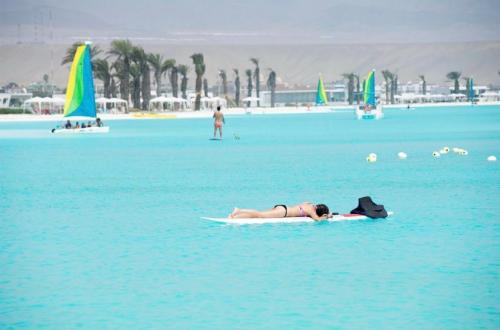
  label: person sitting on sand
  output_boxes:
[229,202,331,221]
[213,106,225,139]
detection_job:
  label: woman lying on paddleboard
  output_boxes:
[229,202,331,221]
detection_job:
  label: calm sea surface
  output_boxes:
[1,106,499,329]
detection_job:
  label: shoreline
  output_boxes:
[0,102,499,122]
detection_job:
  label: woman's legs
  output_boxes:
[229,206,286,218]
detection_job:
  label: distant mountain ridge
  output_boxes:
[1,41,499,88]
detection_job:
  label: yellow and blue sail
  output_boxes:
[315,76,328,105]
[63,44,96,118]
[363,70,376,107]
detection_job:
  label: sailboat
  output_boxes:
[315,75,328,106]
[52,42,109,134]
[356,69,383,120]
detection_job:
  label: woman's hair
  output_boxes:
[315,204,329,216]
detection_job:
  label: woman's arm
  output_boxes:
[306,206,328,221]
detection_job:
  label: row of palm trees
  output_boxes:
[62,40,196,110]
[61,40,278,110]
[340,70,475,105]
[217,59,277,108]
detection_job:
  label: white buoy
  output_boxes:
[487,155,497,162]
[366,153,377,163]
[398,152,407,159]
[440,146,450,154]
[432,151,441,158]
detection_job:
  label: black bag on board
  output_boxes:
[350,196,388,219]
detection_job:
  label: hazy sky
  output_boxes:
[1,0,500,43]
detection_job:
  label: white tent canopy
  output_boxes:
[23,97,65,114]
[242,96,261,107]
[149,96,190,112]
[190,96,227,110]
[96,97,128,114]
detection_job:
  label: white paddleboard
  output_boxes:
[202,211,393,225]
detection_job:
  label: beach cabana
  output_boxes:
[450,93,466,102]
[479,91,500,102]
[96,97,128,114]
[200,96,227,110]
[149,96,190,112]
[242,96,261,107]
[23,97,65,114]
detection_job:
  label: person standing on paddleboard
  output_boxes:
[213,106,225,139]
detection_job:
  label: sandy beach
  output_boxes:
[1,102,499,123]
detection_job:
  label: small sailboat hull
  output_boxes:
[356,105,384,120]
[52,126,110,134]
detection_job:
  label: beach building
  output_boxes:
[260,86,346,107]
[0,88,32,108]
[0,94,12,108]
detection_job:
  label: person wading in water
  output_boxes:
[213,106,225,139]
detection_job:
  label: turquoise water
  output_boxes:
[1,106,499,329]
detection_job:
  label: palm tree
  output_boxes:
[233,69,240,107]
[147,53,165,96]
[219,70,228,101]
[178,65,189,99]
[112,59,127,102]
[170,66,179,97]
[190,53,205,110]
[108,39,134,101]
[110,77,117,98]
[132,47,151,110]
[94,58,112,98]
[354,74,360,104]
[203,78,209,97]
[419,75,426,95]
[129,63,141,109]
[61,41,101,65]
[161,59,176,95]
[245,69,253,107]
[342,73,355,105]
[130,46,151,110]
[463,76,471,101]
[446,71,461,94]
[267,69,276,108]
[391,74,398,104]
[381,70,393,104]
[250,58,260,106]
